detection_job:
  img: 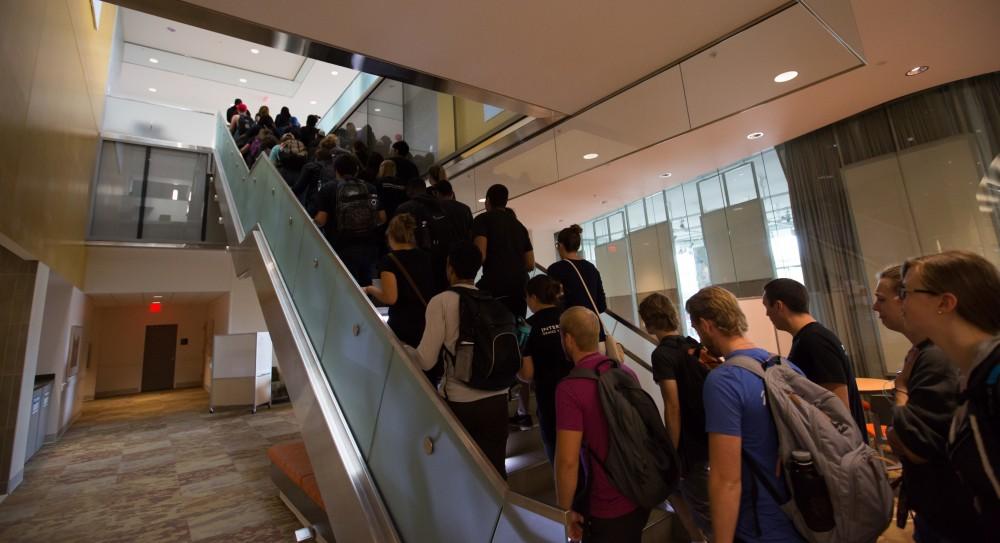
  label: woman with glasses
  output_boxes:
[900,250,1000,538]
[872,265,974,541]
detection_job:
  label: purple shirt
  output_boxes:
[556,353,639,518]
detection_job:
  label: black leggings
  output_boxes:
[448,395,509,478]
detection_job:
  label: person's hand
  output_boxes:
[362,285,374,296]
[564,510,584,542]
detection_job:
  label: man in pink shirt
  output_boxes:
[555,307,647,542]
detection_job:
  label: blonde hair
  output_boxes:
[378,160,397,178]
[876,264,902,289]
[387,213,417,245]
[685,286,748,336]
[319,134,340,149]
[902,250,1000,334]
[560,306,600,352]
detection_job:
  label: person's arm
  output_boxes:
[415,295,447,371]
[708,433,743,543]
[819,383,850,410]
[364,271,398,305]
[592,267,608,313]
[885,427,928,464]
[523,250,535,272]
[474,235,488,263]
[518,355,534,383]
[376,210,387,226]
[555,429,585,541]
[659,380,682,449]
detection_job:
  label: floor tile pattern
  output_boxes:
[0,388,302,542]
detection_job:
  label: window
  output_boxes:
[697,175,726,213]
[645,193,668,224]
[626,200,646,231]
[724,164,758,205]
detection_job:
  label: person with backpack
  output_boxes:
[294,136,348,211]
[313,153,385,286]
[413,240,521,478]
[694,285,892,543]
[555,306,677,543]
[900,251,1000,538]
[226,98,242,124]
[638,293,712,542]
[272,134,307,187]
[762,278,868,442]
[433,180,473,242]
[871,264,976,541]
[396,178,459,293]
[231,103,254,145]
[689,286,806,543]
[364,213,442,383]
[517,275,573,462]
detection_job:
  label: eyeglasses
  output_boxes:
[898,287,939,300]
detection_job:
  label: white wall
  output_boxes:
[102,95,215,148]
[34,272,89,438]
[85,246,234,294]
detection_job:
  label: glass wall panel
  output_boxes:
[594,212,637,323]
[697,175,725,212]
[645,193,667,224]
[90,141,147,240]
[724,164,758,205]
[141,148,209,242]
[626,200,646,232]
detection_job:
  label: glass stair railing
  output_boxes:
[211,114,570,543]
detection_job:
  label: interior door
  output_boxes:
[141,324,178,392]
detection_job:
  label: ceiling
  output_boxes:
[141,0,790,115]
[89,291,226,307]
[112,8,359,118]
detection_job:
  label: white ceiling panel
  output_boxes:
[122,8,305,79]
[681,4,860,128]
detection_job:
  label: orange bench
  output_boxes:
[268,440,330,540]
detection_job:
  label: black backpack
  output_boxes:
[569,359,680,509]
[411,197,458,261]
[235,114,254,145]
[443,287,521,391]
[334,178,378,238]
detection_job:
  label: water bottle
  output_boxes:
[789,450,836,532]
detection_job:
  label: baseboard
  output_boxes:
[94,388,140,399]
[175,381,203,389]
[5,468,23,495]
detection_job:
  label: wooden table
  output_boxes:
[856,377,894,394]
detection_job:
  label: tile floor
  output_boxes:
[0,388,302,542]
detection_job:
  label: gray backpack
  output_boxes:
[727,355,893,543]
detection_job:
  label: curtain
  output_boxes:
[776,71,1000,378]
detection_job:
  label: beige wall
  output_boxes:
[0,1,117,287]
[92,303,212,396]
[454,97,518,148]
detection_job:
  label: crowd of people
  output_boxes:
[228,97,1000,543]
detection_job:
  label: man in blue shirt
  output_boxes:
[686,286,804,543]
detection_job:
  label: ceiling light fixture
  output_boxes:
[773,70,798,83]
[746,131,764,140]
[309,100,317,105]
[153,295,163,299]
[478,198,486,203]
[659,172,672,178]
[583,153,599,160]
[331,70,339,76]
[239,78,247,83]
[149,58,159,64]
[905,65,929,76]
[148,87,157,93]
[250,48,260,54]
[374,108,381,112]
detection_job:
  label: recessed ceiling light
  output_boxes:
[148,87,157,93]
[905,65,929,76]
[478,198,486,203]
[583,153,599,160]
[659,172,672,178]
[149,58,159,64]
[250,48,260,54]
[773,70,798,83]
[152,295,163,299]
[746,131,764,140]
[309,100,317,105]
[331,70,339,76]
[239,78,247,83]
[374,108,381,112]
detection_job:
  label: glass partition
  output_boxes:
[211,113,537,542]
[318,72,382,133]
[89,138,222,244]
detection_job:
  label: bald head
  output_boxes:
[560,307,600,360]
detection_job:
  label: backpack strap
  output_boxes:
[724,355,768,380]
[741,450,789,538]
[387,252,427,307]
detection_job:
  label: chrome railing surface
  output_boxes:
[212,114,565,542]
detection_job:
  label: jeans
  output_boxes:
[680,461,713,539]
[336,243,378,287]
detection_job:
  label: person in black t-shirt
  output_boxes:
[762,278,867,440]
[433,180,473,242]
[365,214,442,384]
[313,153,385,287]
[517,275,572,462]
[388,140,420,183]
[638,293,711,542]
[472,184,534,318]
[547,224,608,343]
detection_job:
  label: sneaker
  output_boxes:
[509,414,533,429]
